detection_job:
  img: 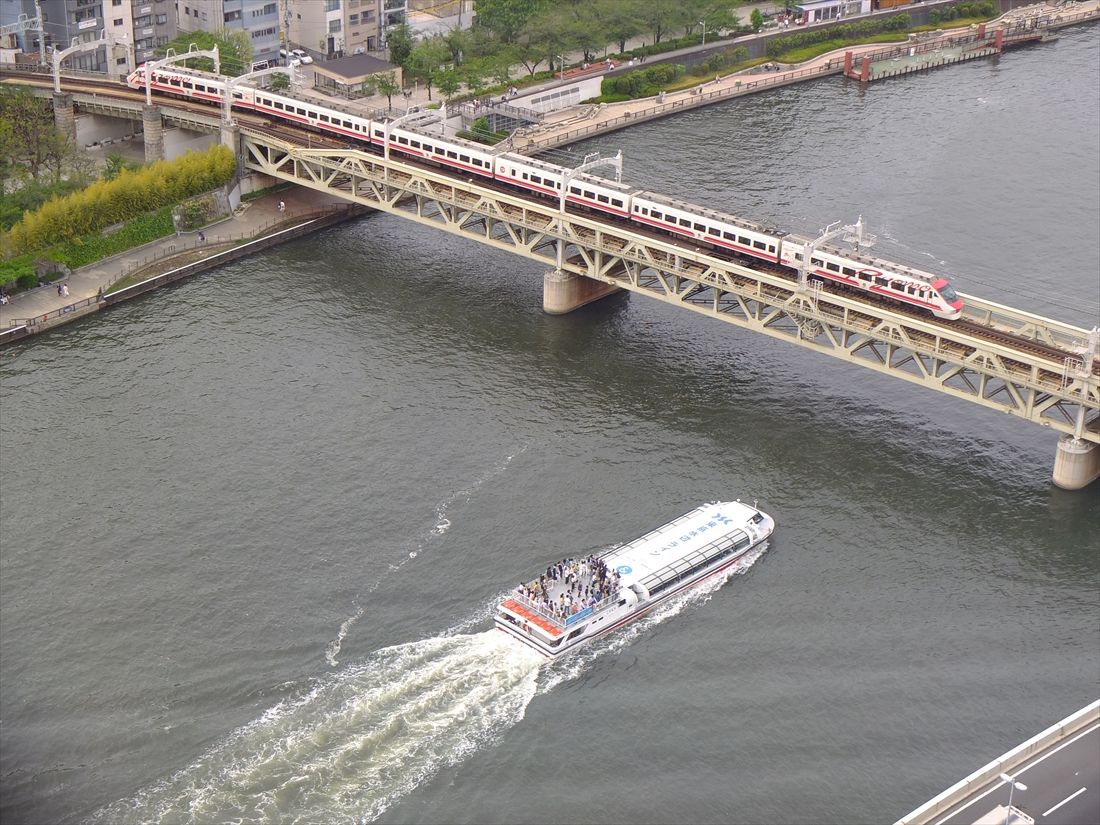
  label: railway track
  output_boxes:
[5,68,1096,381]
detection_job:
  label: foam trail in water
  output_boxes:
[326,447,526,666]
[88,632,543,825]
[90,541,770,825]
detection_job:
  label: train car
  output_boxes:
[125,65,963,320]
[782,239,963,319]
[630,191,784,263]
[388,126,496,178]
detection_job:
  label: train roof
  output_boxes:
[633,190,783,236]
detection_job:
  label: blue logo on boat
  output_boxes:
[616,565,632,575]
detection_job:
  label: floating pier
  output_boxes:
[845,17,1058,82]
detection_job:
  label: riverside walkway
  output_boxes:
[0,189,358,341]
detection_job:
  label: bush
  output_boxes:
[16,272,37,290]
[766,14,910,57]
[602,63,686,98]
[2,144,235,258]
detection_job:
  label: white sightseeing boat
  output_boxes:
[495,500,775,659]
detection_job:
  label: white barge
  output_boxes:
[495,500,775,659]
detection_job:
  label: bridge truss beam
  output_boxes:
[241,131,1100,444]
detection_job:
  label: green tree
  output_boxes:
[270,71,290,91]
[155,30,253,76]
[386,22,415,68]
[436,69,462,113]
[751,8,765,31]
[598,0,646,55]
[473,0,550,43]
[0,85,59,183]
[374,71,402,111]
[407,35,451,100]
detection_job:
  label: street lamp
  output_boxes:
[557,54,565,81]
[998,773,1027,825]
[700,21,707,47]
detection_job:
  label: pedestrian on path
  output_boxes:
[57,283,63,296]
[278,200,285,213]
[198,231,205,242]
[61,283,69,298]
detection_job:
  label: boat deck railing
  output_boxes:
[508,590,619,628]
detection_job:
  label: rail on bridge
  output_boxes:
[237,129,1100,489]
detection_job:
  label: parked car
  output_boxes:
[289,49,313,65]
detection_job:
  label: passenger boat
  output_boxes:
[495,500,775,659]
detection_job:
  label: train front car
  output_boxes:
[930,278,963,320]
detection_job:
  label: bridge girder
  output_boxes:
[241,131,1100,443]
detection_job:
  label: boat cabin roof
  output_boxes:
[606,501,758,588]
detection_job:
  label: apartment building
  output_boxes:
[177,0,280,67]
[0,0,172,72]
[285,0,406,60]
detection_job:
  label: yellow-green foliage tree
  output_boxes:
[3,144,236,257]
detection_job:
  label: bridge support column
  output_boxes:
[52,92,76,143]
[1052,435,1100,490]
[542,269,622,315]
[142,104,165,164]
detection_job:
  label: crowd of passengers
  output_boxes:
[514,555,622,623]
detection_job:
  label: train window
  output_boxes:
[739,236,750,245]
[652,210,663,219]
[274,101,284,110]
[857,271,872,281]
[794,253,803,261]
[584,190,595,199]
[297,108,306,115]
[811,258,823,267]
[753,240,766,250]
[875,276,888,287]
[708,227,720,236]
[598,194,610,204]
[826,262,840,272]
[694,223,705,232]
[410,140,420,148]
[723,231,735,240]
[612,199,623,207]
[435,146,444,154]
[460,154,470,163]
[680,218,691,227]
[906,285,916,294]
[531,174,541,184]
[447,150,457,159]
[842,266,855,276]
[767,245,775,252]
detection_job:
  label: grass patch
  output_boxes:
[51,208,176,269]
[776,32,910,63]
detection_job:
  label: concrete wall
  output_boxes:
[162,128,217,160]
[76,114,143,148]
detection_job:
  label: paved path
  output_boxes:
[0,188,346,329]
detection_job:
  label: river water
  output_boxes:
[1,26,1098,825]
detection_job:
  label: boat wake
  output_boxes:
[325,447,527,667]
[88,541,769,824]
[87,633,544,825]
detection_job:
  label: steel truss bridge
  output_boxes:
[241,128,1099,446]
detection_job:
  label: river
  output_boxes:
[1,25,1097,825]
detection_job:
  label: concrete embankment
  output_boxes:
[0,189,368,346]
[512,0,1099,154]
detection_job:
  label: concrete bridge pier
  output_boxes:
[543,269,622,314]
[142,104,165,163]
[1052,435,1100,490]
[52,92,76,142]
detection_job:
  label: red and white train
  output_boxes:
[127,65,964,319]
